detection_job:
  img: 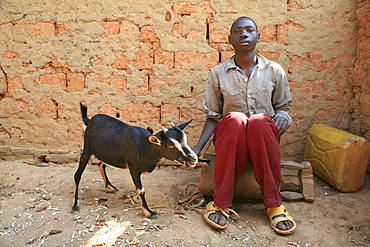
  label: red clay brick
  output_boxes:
[66,73,85,92]
[287,0,303,12]
[208,24,229,43]
[55,24,66,36]
[172,22,183,38]
[153,43,174,69]
[16,100,29,111]
[100,75,127,95]
[160,104,180,123]
[180,107,203,120]
[259,26,277,42]
[101,21,120,36]
[50,56,68,68]
[220,50,234,63]
[18,22,55,37]
[131,76,149,96]
[112,52,130,70]
[134,50,154,70]
[98,103,117,118]
[140,25,160,43]
[37,100,57,119]
[186,29,206,39]
[8,76,22,93]
[3,50,19,59]
[165,11,172,22]
[56,103,66,119]
[40,73,67,90]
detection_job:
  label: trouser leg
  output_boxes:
[213,112,249,209]
[247,113,282,208]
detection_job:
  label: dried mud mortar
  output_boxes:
[0,160,369,246]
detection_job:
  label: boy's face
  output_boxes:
[228,18,260,52]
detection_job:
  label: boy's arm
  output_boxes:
[193,118,218,156]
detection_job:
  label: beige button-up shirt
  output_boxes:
[203,54,293,124]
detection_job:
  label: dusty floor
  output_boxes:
[0,160,369,247]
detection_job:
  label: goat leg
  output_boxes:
[98,162,118,193]
[72,151,90,213]
[130,170,159,219]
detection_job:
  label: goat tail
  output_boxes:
[79,102,90,126]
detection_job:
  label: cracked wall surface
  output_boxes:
[0,0,368,163]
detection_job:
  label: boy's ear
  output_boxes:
[149,135,161,146]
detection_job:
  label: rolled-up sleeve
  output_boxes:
[203,69,223,121]
[272,65,293,125]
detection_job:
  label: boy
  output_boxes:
[193,16,296,235]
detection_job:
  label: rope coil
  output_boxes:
[178,183,206,212]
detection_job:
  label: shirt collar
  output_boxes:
[225,53,267,72]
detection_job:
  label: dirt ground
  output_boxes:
[0,160,369,247]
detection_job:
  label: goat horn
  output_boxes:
[161,126,169,133]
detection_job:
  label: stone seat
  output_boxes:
[198,136,314,202]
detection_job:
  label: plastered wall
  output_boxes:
[0,0,368,163]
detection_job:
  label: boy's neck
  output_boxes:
[234,51,257,70]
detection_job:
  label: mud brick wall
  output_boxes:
[349,0,370,141]
[0,0,369,163]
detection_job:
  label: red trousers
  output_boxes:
[213,112,282,209]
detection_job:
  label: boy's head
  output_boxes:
[230,16,258,34]
[228,16,260,51]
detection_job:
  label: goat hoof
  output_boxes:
[148,212,159,219]
[71,206,80,213]
[144,209,159,219]
[148,213,159,219]
[106,185,118,193]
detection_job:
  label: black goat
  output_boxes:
[72,103,198,218]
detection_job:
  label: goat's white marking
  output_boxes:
[169,138,187,157]
[136,188,145,195]
[136,188,152,217]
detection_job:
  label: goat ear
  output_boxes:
[149,135,161,145]
[146,127,154,134]
[177,119,193,130]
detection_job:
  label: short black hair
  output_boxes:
[230,16,258,33]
